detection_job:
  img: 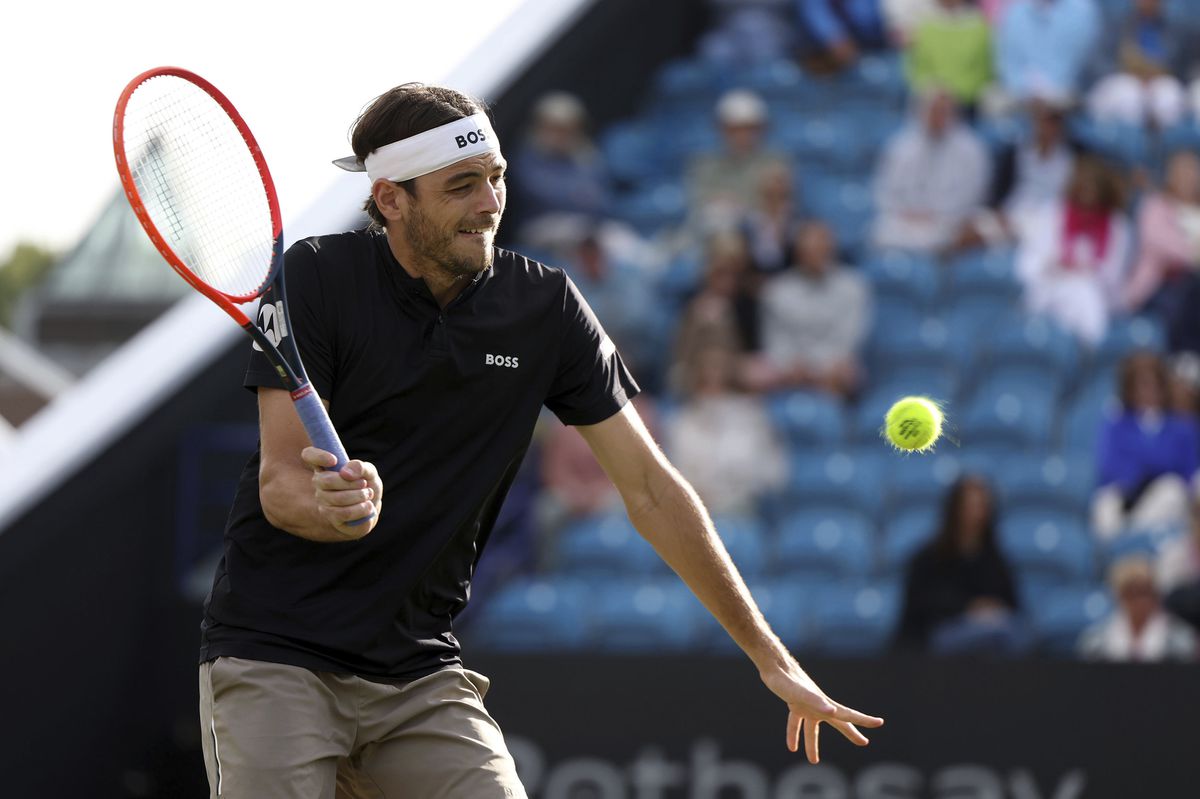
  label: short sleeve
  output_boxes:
[544,275,640,426]
[243,239,336,399]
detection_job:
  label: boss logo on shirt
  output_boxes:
[485,353,519,369]
[455,130,488,148]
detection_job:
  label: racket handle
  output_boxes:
[291,385,374,527]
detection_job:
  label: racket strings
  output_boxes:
[120,75,275,299]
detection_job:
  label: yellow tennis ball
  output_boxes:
[884,396,944,452]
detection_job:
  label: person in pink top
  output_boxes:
[1124,150,1200,331]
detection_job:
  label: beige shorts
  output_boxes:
[199,657,526,798]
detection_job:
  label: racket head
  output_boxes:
[113,67,283,320]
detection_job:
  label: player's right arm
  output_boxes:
[257,387,382,541]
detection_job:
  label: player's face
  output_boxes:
[406,152,507,277]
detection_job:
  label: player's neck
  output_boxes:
[384,229,471,308]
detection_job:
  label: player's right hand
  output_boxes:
[301,447,383,538]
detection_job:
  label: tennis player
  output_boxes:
[197,83,883,798]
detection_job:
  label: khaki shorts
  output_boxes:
[199,657,526,798]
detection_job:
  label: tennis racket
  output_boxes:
[113,66,370,523]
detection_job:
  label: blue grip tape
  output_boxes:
[292,386,374,526]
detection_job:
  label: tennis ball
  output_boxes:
[884,396,943,452]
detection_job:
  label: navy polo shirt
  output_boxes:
[199,228,639,679]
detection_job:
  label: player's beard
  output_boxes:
[404,203,496,279]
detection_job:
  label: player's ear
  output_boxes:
[372,180,410,223]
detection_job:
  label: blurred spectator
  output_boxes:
[511,92,610,238]
[992,0,1101,112]
[1079,555,1197,661]
[665,343,787,515]
[1168,352,1200,419]
[536,395,659,549]
[1123,151,1200,344]
[1159,499,1200,631]
[700,0,795,67]
[562,229,664,379]
[1086,0,1200,129]
[872,89,991,253]
[1092,351,1200,541]
[959,96,1078,247]
[741,162,801,275]
[977,0,1017,23]
[1015,155,1131,346]
[751,220,871,398]
[904,0,993,113]
[687,90,792,231]
[671,232,761,391]
[795,0,889,72]
[895,476,1029,655]
[880,0,940,43]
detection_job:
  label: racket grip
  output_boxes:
[291,385,374,527]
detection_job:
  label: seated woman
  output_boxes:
[1015,155,1131,346]
[1092,351,1200,541]
[895,475,1029,655]
[1123,150,1200,352]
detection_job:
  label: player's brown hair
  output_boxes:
[350,83,490,227]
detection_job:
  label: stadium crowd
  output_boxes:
[469,0,1200,662]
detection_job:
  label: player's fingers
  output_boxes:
[312,470,369,492]
[323,501,376,527]
[786,710,800,753]
[301,446,338,471]
[830,703,884,728]
[804,718,821,764]
[319,487,375,508]
[830,719,870,746]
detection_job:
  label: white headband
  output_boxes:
[332,113,501,184]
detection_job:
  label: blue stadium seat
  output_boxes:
[945,298,1022,343]
[767,390,847,447]
[879,504,939,575]
[801,174,875,253]
[775,508,875,579]
[848,52,907,108]
[995,451,1095,516]
[807,582,901,656]
[712,515,769,579]
[863,250,940,309]
[599,120,665,185]
[1092,315,1167,368]
[612,181,688,235]
[651,58,723,108]
[737,59,808,105]
[886,452,963,514]
[1070,118,1151,168]
[980,314,1080,388]
[469,576,591,651]
[868,312,971,376]
[1060,380,1119,454]
[1028,585,1113,656]
[1000,509,1097,585]
[556,512,664,577]
[960,377,1057,450]
[589,578,706,651]
[946,247,1021,302]
[785,448,889,517]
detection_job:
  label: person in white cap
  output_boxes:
[196,82,883,798]
[687,89,793,229]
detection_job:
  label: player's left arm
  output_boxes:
[576,402,884,763]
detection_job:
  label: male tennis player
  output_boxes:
[197,83,883,798]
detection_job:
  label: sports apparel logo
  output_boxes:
[252,301,288,351]
[455,130,488,149]
[485,353,519,369]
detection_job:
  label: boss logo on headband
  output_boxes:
[455,130,488,149]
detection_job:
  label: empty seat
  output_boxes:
[879,505,939,574]
[468,576,591,651]
[995,451,1095,515]
[1000,509,1097,585]
[960,377,1057,450]
[712,514,770,579]
[1027,584,1113,656]
[785,448,889,517]
[775,508,875,579]
[556,512,663,577]
[807,582,901,656]
[863,250,940,308]
[767,390,847,447]
[589,578,706,652]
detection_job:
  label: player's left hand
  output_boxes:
[760,662,884,764]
